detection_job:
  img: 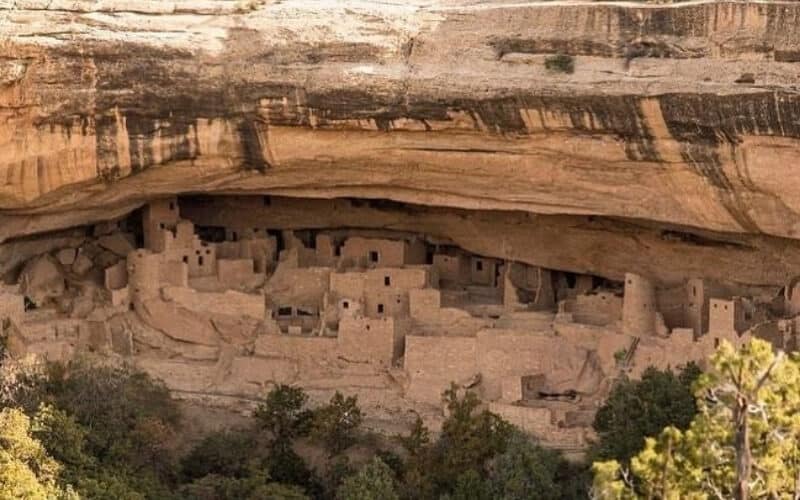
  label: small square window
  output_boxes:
[369,251,379,263]
[384,276,391,286]
[377,304,384,314]
[475,260,483,271]
[343,301,349,309]
[182,256,188,263]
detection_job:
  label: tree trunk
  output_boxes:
[734,395,750,500]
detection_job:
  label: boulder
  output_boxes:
[18,255,65,306]
[138,298,220,346]
[55,248,77,266]
[97,232,135,257]
[71,254,94,276]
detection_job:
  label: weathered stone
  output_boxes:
[18,255,65,306]
[97,233,135,257]
[71,254,94,276]
[55,248,77,266]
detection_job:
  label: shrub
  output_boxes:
[181,472,309,500]
[181,429,267,481]
[544,54,575,73]
[311,391,363,456]
[337,457,399,500]
[268,445,319,495]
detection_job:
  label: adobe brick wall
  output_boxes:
[341,237,406,267]
[218,258,256,288]
[104,261,128,290]
[572,292,622,326]
[476,329,593,400]
[404,335,478,404]
[338,316,399,365]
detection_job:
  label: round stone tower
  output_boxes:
[622,272,656,336]
[127,249,161,304]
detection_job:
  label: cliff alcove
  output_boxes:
[5,0,800,456]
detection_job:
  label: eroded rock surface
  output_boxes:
[4,1,800,250]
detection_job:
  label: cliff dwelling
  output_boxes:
[8,0,800,475]
[1,193,796,455]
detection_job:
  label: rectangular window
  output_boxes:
[476,260,483,271]
[377,304,384,314]
[277,306,292,317]
[369,251,379,263]
[384,276,391,286]
[263,196,271,206]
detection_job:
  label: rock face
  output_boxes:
[4,0,800,288]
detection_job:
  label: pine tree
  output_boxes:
[592,338,800,499]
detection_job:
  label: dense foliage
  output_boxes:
[591,362,701,465]
[336,458,399,500]
[0,362,585,499]
[395,384,577,500]
[1,359,181,499]
[0,406,76,500]
[593,339,800,499]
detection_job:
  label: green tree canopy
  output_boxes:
[255,384,313,449]
[0,406,76,500]
[592,363,701,464]
[593,338,800,499]
[398,385,515,499]
[311,391,363,456]
[1,359,183,499]
[488,430,562,500]
[336,457,399,500]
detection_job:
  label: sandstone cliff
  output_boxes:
[4,0,800,285]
